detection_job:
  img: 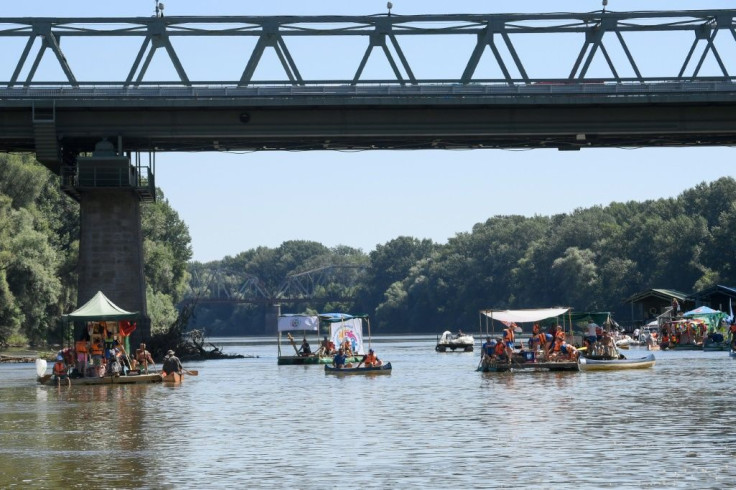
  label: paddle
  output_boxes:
[286,333,300,355]
[184,369,198,376]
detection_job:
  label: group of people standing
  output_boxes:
[583,321,618,358]
[68,330,134,378]
[51,332,183,385]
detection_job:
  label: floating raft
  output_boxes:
[0,354,36,363]
[278,355,361,365]
[37,373,164,386]
[478,353,579,373]
[325,362,392,375]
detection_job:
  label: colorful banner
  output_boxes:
[330,318,364,355]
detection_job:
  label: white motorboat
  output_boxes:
[435,330,474,352]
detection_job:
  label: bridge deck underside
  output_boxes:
[2,92,736,153]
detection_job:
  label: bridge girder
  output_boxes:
[2,87,736,157]
[3,11,736,160]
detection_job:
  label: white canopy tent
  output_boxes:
[479,307,573,338]
[481,307,570,324]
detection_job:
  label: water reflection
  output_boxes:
[1,338,735,488]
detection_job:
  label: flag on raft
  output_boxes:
[119,320,137,337]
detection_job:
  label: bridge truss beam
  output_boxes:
[1,10,736,87]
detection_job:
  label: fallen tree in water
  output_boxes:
[146,297,255,361]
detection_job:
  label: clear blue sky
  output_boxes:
[4,1,736,262]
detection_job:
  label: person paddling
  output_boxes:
[134,343,154,373]
[332,348,347,369]
[161,350,183,376]
[356,348,382,368]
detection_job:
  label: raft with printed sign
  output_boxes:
[277,313,368,365]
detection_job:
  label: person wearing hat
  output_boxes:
[161,349,183,376]
[356,348,381,368]
[52,354,70,386]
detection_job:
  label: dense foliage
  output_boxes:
[3,153,736,341]
[188,177,736,335]
[0,154,190,347]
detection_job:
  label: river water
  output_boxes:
[1,336,735,489]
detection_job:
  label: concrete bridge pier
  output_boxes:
[77,189,150,345]
[265,303,281,335]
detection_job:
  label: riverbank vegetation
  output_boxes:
[2,153,736,344]
[0,154,190,348]
[188,178,736,335]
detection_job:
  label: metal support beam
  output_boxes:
[2,11,736,87]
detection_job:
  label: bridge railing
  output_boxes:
[2,10,736,88]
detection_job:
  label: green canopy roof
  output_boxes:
[63,291,139,321]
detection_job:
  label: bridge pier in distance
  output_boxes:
[77,189,150,345]
[264,303,281,335]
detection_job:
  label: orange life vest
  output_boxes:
[75,340,88,354]
[53,361,66,376]
[364,352,377,366]
[91,341,104,356]
[503,328,514,342]
[494,343,506,356]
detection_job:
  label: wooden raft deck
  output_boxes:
[478,356,579,373]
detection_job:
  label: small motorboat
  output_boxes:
[325,362,392,375]
[579,353,655,371]
[435,330,474,352]
[614,335,633,349]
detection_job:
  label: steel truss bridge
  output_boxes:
[2,9,736,167]
[186,265,367,305]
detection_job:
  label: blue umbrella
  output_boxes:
[683,306,719,317]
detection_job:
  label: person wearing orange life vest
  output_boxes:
[75,337,90,376]
[357,348,382,368]
[341,339,353,357]
[729,322,736,349]
[90,338,104,366]
[550,336,563,359]
[493,338,508,363]
[52,356,70,386]
[503,324,516,360]
[530,324,550,360]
